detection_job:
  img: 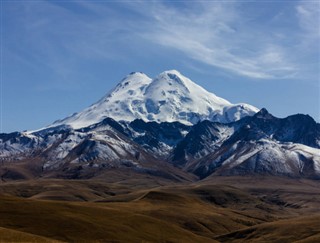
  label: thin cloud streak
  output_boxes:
[140,2,296,79]
[296,1,320,39]
[5,1,319,82]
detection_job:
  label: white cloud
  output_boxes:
[5,1,318,82]
[139,2,296,79]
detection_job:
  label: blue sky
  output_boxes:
[1,0,319,132]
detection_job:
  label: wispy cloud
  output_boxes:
[4,0,319,82]
[296,1,320,39]
[137,2,298,79]
[4,1,137,90]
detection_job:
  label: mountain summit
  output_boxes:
[52,70,259,129]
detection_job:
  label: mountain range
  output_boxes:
[0,70,319,181]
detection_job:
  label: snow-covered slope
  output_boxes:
[51,70,259,129]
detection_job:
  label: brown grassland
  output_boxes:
[0,174,319,242]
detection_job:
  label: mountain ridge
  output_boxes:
[1,108,319,180]
[0,71,319,181]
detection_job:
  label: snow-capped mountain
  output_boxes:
[0,70,319,181]
[52,70,259,129]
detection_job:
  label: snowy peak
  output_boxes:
[142,70,235,124]
[105,71,152,100]
[146,70,191,95]
[51,70,259,129]
[147,70,231,105]
[150,70,197,94]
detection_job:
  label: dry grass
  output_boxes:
[0,195,217,242]
[0,226,62,243]
[216,215,320,243]
[0,176,319,242]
